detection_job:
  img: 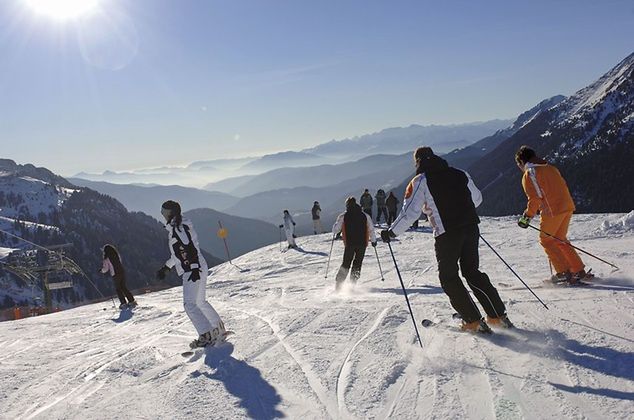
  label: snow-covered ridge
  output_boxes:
[556,53,634,120]
[1,214,632,419]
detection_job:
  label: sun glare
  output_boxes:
[25,0,100,20]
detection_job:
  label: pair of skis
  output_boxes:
[181,331,235,357]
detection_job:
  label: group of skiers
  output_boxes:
[99,200,228,349]
[359,188,400,225]
[277,188,400,251]
[331,145,588,333]
[98,143,589,347]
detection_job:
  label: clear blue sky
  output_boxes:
[1,0,633,175]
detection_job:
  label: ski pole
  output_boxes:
[324,234,335,279]
[527,224,619,270]
[373,246,384,281]
[479,234,549,310]
[387,241,423,348]
[218,221,233,264]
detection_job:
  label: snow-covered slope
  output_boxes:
[1,214,633,419]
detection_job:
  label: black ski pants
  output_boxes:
[335,245,366,286]
[387,209,397,225]
[434,224,505,323]
[376,206,388,223]
[362,208,372,219]
[113,275,135,305]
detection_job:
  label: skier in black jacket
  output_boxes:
[100,244,136,310]
[311,201,322,234]
[332,197,377,291]
[386,191,399,226]
[375,189,388,224]
[359,189,373,218]
[380,147,512,333]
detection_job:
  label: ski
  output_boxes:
[421,314,495,334]
[181,331,235,357]
[421,313,463,329]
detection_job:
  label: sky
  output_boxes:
[1,0,633,176]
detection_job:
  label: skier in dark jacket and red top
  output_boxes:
[332,197,377,291]
[381,147,512,333]
[100,244,136,310]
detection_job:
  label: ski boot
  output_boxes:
[461,319,493,334]
[127,300,138,308]
[548,271,572,284]
[119,303,128,310]
[486,314,514,329]
[189,331,213,349]
[570,269,593,285]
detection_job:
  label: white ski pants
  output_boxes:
[313,219,322,234]
[182,264,221,335]
[284,227,296,247]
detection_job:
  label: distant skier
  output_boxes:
[375,189,388,224]
[386,191,399,226]
[332,197,377,291]
[100,244,136,310]
[515,146,588,284]
[360,189,373,218]
[381,147,512,333]
[311,201,322,234]
[279,210,297,249]
[156,200,227,349]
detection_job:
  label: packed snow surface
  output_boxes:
[0,215,633,419]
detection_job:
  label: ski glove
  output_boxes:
[292,234,297,238]
[380,229,395,243]
[518,214,531,229]
[293,222,296,226]
[371,241,377,248]
[156,266,170,280]
[279,224,283,228]
[190,269,200,282]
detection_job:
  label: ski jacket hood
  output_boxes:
[416,154,449,175]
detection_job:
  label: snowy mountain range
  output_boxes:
[0,160,222,310]
[68,178,240,215]
[72,119,510,188]
[301,120,512,159]
[470,52,634,215]
[444,95,567,170]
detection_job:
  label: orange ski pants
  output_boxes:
[539,211,584,274]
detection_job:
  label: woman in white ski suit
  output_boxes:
[157,201,225,348]
[280,210,297,248]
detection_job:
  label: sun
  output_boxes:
[25,0,101,20]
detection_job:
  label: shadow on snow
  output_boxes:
[486,328,634,399]
[196,343,284,420]
[111,309,133,323]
